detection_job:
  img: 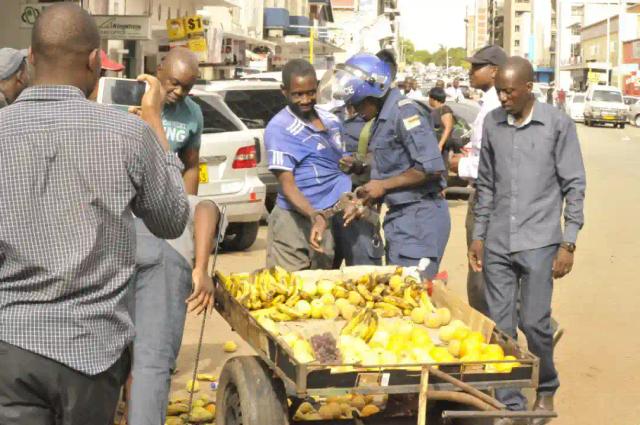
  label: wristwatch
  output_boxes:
[560,242,576,253]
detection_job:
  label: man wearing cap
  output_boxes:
[0,48,30,108]
[450,45,506,316]
[89,50,125,101]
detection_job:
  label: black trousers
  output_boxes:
[0,340,130,425]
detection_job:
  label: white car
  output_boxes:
[195,80,289,212]
[566,93,586,122]
[189,89,266,250]
[583,85,628,128]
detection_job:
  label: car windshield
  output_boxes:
[592,90,623,103]
[573,95,585,103]
[624,97,638,105]
[224,89,288,129]
[190,95,241,134]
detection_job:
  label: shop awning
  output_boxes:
[274,36,344,54]
[561,61,610,71]
[224,31,276,48]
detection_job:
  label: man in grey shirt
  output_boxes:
[0,4,188,424]
[468,57,585,423]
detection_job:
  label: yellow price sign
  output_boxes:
[188,37,207,53]
[184,15,204,35]
[166,18,185,41]
[198,163,208,184]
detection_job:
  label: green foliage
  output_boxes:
[404,43,470,69]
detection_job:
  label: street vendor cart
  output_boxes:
[211,266,556,425]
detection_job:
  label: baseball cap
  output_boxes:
[100,50,124,72]
[0,48,28,80]
[466,45,507,67]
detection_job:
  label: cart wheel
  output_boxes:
[216,355,290,425]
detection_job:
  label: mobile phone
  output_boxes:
[97,77,148,107]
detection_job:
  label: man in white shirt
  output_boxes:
[446,78,466,102]
[451,45,506,316]
[404,77,423,100]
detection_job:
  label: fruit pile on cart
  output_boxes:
[211,266,556,424]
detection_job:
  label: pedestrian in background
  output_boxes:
[0,4,188,424]
[265,59,351,270]
[337,53,450,280]
[446,77,465,102]
[451,44,507,316]
[468,56,586,423]
[428,86,455,153]
[0,47,30,108]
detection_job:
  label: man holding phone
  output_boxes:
[157,47,203,195]
[0,4,188,424]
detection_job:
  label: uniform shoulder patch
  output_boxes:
[402,114,421,131]
[398,99,414,107]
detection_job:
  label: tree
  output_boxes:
[401,37,416,63]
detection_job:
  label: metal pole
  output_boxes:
[618,0,626,89]
[309,25,314,64]
[607,15,611,84]
[555,0,562,88]
[474,0,479,51]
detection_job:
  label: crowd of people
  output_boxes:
[0,3,585,425]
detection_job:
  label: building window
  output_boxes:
[515,40,520,47]
[158,3,161,20]
[515,25,520,32]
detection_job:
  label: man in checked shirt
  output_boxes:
[0,4,188,425]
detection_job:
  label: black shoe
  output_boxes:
[531,394,554,425]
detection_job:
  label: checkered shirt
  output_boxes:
[0,85,189,375]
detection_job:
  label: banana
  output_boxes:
[333,285,348,299]
[403,287,419,309]
[419,292,436,312]
[272,294,286,305]
[285,294,301,308]
[362,310,378,342]
[270,310,293,322]
[357,284,374,302]
[341,308,369,336]
[372,284,386,297]
[374,302,402,316]
[382,296,412,311]
[276,304,305,320]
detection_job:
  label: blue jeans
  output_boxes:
[483,244,560,411]
[128,220,192,425]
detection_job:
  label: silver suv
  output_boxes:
[190,89,266,251]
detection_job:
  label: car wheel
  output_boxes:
[585,119,591,127]
[620,123,626,129]
[221,221,260,251]
[635,115,640,127]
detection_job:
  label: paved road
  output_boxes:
[172,123,640,424]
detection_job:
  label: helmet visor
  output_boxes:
[319,63,389,105]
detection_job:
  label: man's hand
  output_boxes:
[468,240,484,272]
[342,202,363,226]
[359,180,387,205]
[187,268,214,315]
[309,214,328,253]
[339,155,355,173]
[137,74,166,121]
[552,247,574,279]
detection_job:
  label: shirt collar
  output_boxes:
[14,85,87,103]
[285,105,331,132]
[504,101,544,128]
[378,87,402,121]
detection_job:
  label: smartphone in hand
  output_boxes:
[97,77,148,107]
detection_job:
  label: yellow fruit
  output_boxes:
[410,307,427,324]
[482,344,504,358]
[205,403,216,415]
[466,331,486,345]
[452,327,470,341]
[424,312,442,329]
[430,346,455,363]
[361,404,380,417]
[360,350,379,365]
[301,280,318,298]
[389,275,404,292]
[321,304,340,320]
[460,338,483,358]
[339,303,357,320]
[319,402,342,419]
[411,348,435,363]
[348,291,364,306]
[294,348,315,363]
[450,319,467,329]
[165,417,185,425]
[317,280,336,296]
[223,341,238,353]
[438,325,456,342]
[410,327,433,349]
[167,402,189,416]
[436,307,452,325]
[379,350,398,365]
[494,355,521,373]
[295,300,312,317]
[321,293,336,305]
[310,299,324,319]
[351,395,366,410]
[460,352,481,363]
[448,339,462,357]
[298,401,315,414]
[335,298,350,310]
[397,320,414,336]
[186,379,199,393]
[387,334,409,353]
[282,332,299,347]
[333,286,349,299]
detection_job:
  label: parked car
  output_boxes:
[623,95,640,106]
[583,85,628,128]
[190,88,266,251]
[566,93,586,122]
[627,98,640,126]
[196,80,289,212]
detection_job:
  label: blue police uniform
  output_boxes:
[331,105,384,267]
[369,88,451,278]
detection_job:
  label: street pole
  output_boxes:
[607,15,611,84]
[555,0,562,89]
[474,0,479,51]
[446,46,449,70]
[309,25,315,64]
[618,0,626,89]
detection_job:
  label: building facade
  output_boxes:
[466,0,489,57]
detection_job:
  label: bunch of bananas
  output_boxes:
[220,267,442,324]
[340,308,379,342]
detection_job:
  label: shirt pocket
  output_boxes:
[373,126,405,175]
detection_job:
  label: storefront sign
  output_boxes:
[20,2,75,28]
[166,18,186,41]
[188,37,207,53]
[94,15,151,40]
[184,15,204,36]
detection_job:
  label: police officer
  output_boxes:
[336,53,451,279]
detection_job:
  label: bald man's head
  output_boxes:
[30,3,101,95]
[495,56,535,116]
[157,47,200,104]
